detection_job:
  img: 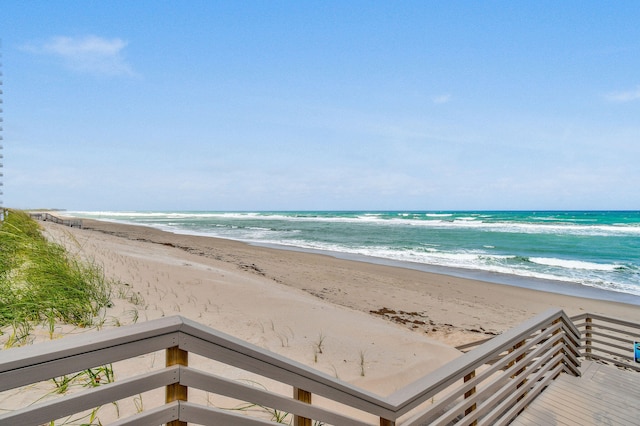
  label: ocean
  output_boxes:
[67,211,640,303]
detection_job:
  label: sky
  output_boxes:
[1,1,639,211]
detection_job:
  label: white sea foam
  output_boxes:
[64,210,640,297]
[529,257,619,271]
[73,211,639,236]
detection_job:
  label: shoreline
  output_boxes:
[1,213,637,424]
[77,215,640,307]
[253,241,640,306]
[6,215,636,421]
[72,218,640,334]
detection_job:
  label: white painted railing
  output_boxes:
[0,308,582,425]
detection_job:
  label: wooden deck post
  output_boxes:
[464,370,477,425]
[166,346,188,426]
[380,418,395,426]
[293,387,312,426]
[510,340,527,379]
[585,317,592,360]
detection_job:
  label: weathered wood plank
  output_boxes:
[513,405,565,425]
[515,362,640,426]
[553,377,640,419]
[535,386,621,425]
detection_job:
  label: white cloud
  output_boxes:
[24,35,135,77]
[604,86,640,103]
[432,94,452,104]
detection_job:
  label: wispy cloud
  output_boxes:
[604,86,640,103]
[432,94,452,104]
[23,35,135,77]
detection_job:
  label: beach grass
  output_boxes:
[0,210,113,331]
[0,211,130,424]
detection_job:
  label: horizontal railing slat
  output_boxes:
[415,324,563,425]
[572,312,640,371]
[0,316,183,374]
[586,335,635,353]
[180,366,372,426]
[401,317,583,426]
[179,318,391,407]
[469,349,566,426]
[0,334,178,392]
[109,401,180,426]
[586,354,640,372]
[572,313,640,331]
[586,345,634,362]
[579,323,639,341]
[0,367,179,426]
[430,335,564,426]
[489,361,565,426]
[178,330,397,419]
[387,308,573,416]
[6,308,626,425]
[179,401,276,425]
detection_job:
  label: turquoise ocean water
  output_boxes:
[68,211,640,303]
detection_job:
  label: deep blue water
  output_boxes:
[68,211,640,301]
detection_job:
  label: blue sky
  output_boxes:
[2,1,639,211]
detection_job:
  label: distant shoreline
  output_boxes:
[63,210,640,303]
[69,213,640,307]
[253,242,640,306]
[58,217,640,332]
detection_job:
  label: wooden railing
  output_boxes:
[0,309,582,425]
[571,312,640,372]
[29,212,83,228]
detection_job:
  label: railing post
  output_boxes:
[380,418,395,426]
[585,317,592,360]
[294,387,312,426]
[550,317,567,373]
[166,346,188,426]
[464,370,477,425]
[508,337,530,407]
[509,340,526,378]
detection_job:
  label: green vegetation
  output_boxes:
[0,210,113,330]
[0,211,144,425]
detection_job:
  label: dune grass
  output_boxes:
[0,210,113,330]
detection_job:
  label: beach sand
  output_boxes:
[66,219,640,337]
[2,218,640,423]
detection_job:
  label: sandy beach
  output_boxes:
[3,217,640,423]
[61,218,640,337]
